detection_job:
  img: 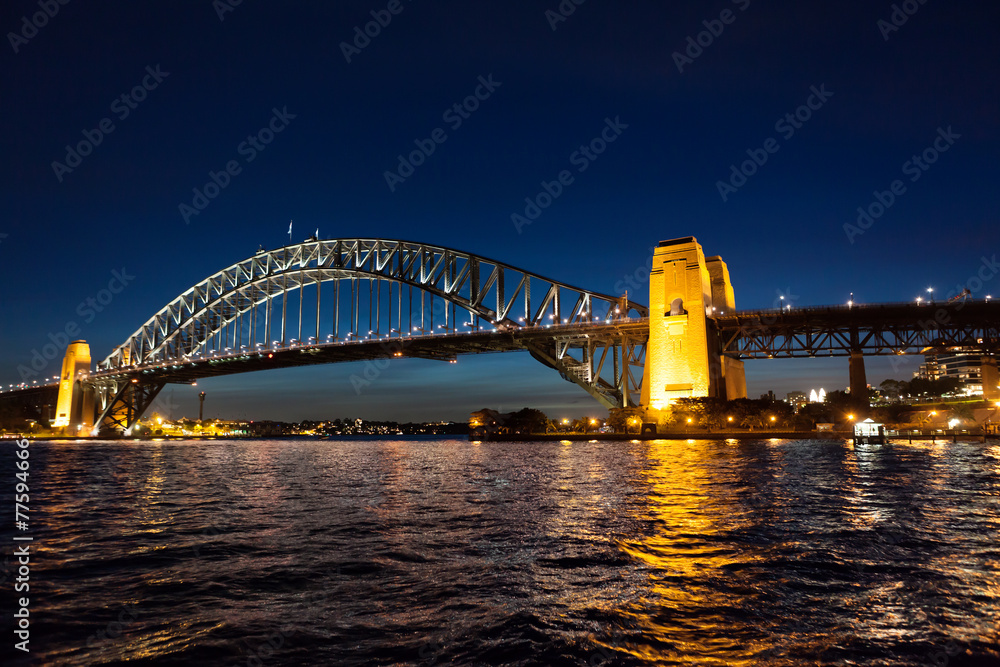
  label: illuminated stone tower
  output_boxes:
[706,255,747,401]
[53,340,94,432]
[641,237,746,410]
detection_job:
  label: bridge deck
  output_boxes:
[89,321,651,384]
[715,301,999,358]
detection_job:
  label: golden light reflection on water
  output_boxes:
[132,443,169,533]
[615,439,776,665]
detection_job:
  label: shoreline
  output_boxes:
[472,429,995,442]
[5,431,994,443]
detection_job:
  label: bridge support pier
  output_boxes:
[982,356,999,401]
[641,237,746,412]
[849,350,869,410]
[96,380,166,436]
[53,341,94,434]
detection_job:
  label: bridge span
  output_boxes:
[2,237,997,435]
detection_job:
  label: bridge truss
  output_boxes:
[91,239,649,432]
[716,302,1000,358]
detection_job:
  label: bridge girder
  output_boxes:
[716,302,1000,358]
[93,379,166,435]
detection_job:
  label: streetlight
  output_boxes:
[987,295,993,302]
[927,287,934,303]
[848,292,854,308]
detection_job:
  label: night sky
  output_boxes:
[2,1,997,422]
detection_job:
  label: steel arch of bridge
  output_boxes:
[93,239,649,430]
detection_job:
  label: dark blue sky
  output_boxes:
[2,1,997,421]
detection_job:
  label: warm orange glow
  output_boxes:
[54,341,92,430]
[641,238,746,409]
[618,440,761,663]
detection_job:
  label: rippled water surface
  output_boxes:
[2,437,999,666]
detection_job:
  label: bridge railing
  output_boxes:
[720,299,996,318]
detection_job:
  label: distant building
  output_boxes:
[469,409,506,438]
[916,350,993,395]
[249,421,287,436]
[915,357,944,382]
[786,391,808,410]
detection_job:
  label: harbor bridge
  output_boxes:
[2,237,998,435]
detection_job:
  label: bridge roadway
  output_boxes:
[5,300,998,391]
[88,319,651,384]
[716,300,1000,358]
